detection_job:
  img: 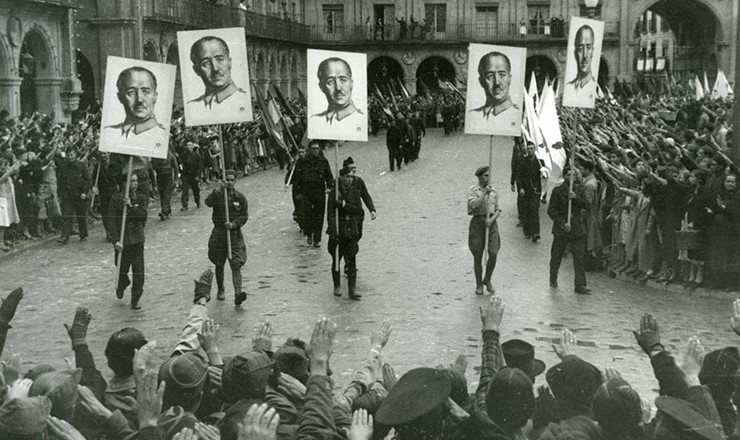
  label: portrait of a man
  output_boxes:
[562,18,604,108]
[99,56,175,159]
[177,28,253,126]
[307,49,368,142]
[464,43,526,136]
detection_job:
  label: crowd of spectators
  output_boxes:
[3,272,740,440]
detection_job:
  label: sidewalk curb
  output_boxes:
[611,272,738,301]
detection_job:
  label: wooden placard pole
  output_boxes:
[566,110,579,227]
[484,135,493,261]
[334,140,340,272]
[218,125,232,260]
[114,156,133,293]
[89,162,101,214]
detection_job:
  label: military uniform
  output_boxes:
[109,189,147,308]
[205,186,248,304]
[294,154,334,246]
[547,181,589,292]
[386,120,406,171]
[515,153,544,240]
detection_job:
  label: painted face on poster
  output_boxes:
[177,27,253,126]
[562,17,604,109]
[99,56,175,159]
[464,43,526,136]
[307,49,368,142]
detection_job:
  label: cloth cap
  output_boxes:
[158,405,198,440]
[375,367,451,426]
[655,396,724,440]
[485,367,535,431]
[343,156,354,168]
[158,353,208,390]
[275,339,309,382]
[592,378,641,433]
[475,166,489,177]
[502,339,546,381]
[545,356,602,406]
[222,351,274,402]
[699,347,740,390]
[29,368,82,417]
[0,396,52,435]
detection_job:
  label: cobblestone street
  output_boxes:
[1,129,736,400]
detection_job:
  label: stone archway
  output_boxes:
[290,53,299,99]
[143,40,160,62]
[279,53,289,96]
[525,55,558,93]
[19,28,54,115]
[415,56,456,94]
[75,49,96,112]
[368,56,404,95]
[165,44,182,107]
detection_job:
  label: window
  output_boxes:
[648,11,656,33]
[528,5,549,35]
[660,17,669,33]
[425,4,447,33]
[475,6,498,38]
[578,5,601,19]
[662,39,668,57]
[322,5,344,34]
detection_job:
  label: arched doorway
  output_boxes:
[75,50,95,112]
[368,56,404,95]
[166,44,182,107]
[290,54,299,99]
[19,30,52,116]
[256,53,266,80]
[268,54,277,95]
[525,55,557,93]
[416,56,455,94]
[143,41,159,62]
[279,54,289,96]
[598,58,609,90]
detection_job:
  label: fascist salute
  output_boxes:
[205,170,249,306]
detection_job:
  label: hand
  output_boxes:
[6,378,32,400]
[238,403,279,440]
[277,373,306,402]
[632,314,662,356]
[730,298,740,337]
[135,372,165,428]
[325,188,331,194]
[483,185,492,194]
[77,385,112,420]
[114,242,123,251]
[124,197,132,208]
[510,184,516,192]
[80,193,87,200]
[602,367,623,382]
[370,321,392,350]
[194,422,221,440]
[479,296,504,332]
[450,354,468,376]
[0,287,23,324]
[173,427,198,440]
[370,211,377,221]
[568,191,576,199]
[307,317,337,373]
[382,363,397,390]
[47,416,87,440]
[252,322,273,353]
[197,318,220,353]
[195,177,201,183]
[640,397,653,424]
[519,188,525,196]
[347,409,373,440]
[446,397,470,424]
[92,187,99,196]
[207,366,223,389]
[132,341,158,380]
[486,217,495,227]
[681,336,705,387]
[64,307,91,348]
[563,223,572,233]
[224,222,233,230]
[553,329,578,360]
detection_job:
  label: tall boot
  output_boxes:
[332,270,341,296]
[130,289,143,310]
[348,272,360,300]
[215,264,225,300]
[233,267,247,306]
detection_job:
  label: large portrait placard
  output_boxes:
[307,49,368,142]
[177,27,253,126]
[562,17,605,109]
[464,43,526,137]
[99,56,176,159]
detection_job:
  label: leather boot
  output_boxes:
[348,272,361,300]
[332,270,341,296]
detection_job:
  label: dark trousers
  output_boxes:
[60,196,88,239]
[328,236,358,275]
[388,147,402,171]
[516,191,526,222]
[550,235,587,287]
[100,191,114,240]
[115,242,145,303]
[157,173,174,216]
[181,176,200,207]
[522,192,541,237]
[302,190,325,244]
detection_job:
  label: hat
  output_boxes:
[545,356,601,407]
[655,396,724,440]
[699,347,740,391]
[343,156,354,168]
[222,351,274,402]
[375,367,451,426]
[29,368,82,417]
[592,378,641,434]
[475,166,489,177]
[484,367,535,431]
[216,398,267,440]
[158,353,208,390]
[24,364,56,381]
[0,396,52,435]
[158,406,197,440]
[502,339,546,381]
[274,339,309,383]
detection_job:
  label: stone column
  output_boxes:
[0,77,22,118]
[404,77,417,96]
[34,78,64,120]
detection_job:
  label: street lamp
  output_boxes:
[585,0,599,19]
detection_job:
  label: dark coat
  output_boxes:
[515,154,543,195]
[386,122,406,150]
[108,190,147,245]
[56,158,91,199]
[294,155,334,194]
[181,149,203,178]
[548,182,588,237]
[326,176,374,238]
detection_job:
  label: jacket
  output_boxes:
[56,158,91,198]
[108,191,147,245]
[548,182,588,237]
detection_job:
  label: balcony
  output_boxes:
[241,9,310,42]
[310,21,620,45]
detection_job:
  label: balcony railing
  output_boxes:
[241,9,310,42]
[310,21,620,44]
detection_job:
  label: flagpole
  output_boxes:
[218,125,232,260]
[88,162,101,217]
[566,111,579,227]
[334,141,340,272]
[484,135,493,262]
[114,156,133,293]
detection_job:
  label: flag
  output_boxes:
[694,75,704,100]
[712,70,732,99]
[396,78,411,101]
[537,81,567,185]
[528,71,539,111]
[445,81,464,98]
[271,83,298,118]
[522,86,551,174]
[703,72,711,95]
[254,86,287,151]
[294,87,307,106]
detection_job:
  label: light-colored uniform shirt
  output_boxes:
[100,116,168,157]
[563,74,597,108]
[185,81,251,126]
[467,184,500,217]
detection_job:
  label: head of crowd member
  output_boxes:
[104,327,147,378]
[635,160,649,178]
[222,350,275,403]
[395,111,404,123]
[307,140,321,158]
[608,151,622,166]
[28,369,83,421]
[0,396,52,440]
[375,368,452,440]
[592,378,642,437]
[158,406,198,440]
[723,173,738,193]
[343,156,356,177]
[562,165,580,185]
[317,57,353,110]
[297,146,306,158]
[190,36,233,92]
[158,352,209,413]
[485,367,535,434]
[573,25,595,79]
[274,338,309,384]
[66,148,77,163]
[580,160,595,177]
[352,385,388,416]
[223,169,237,191]
[478,51,512,107]
[116,67,158,123]
[216,398,267,440]
[653,395,724,440]
[475,166,490,188]
[525,142,536,157]
[698,347,740,405]
[501,339,546,382]
[545,356,602,414]
[689,168,709,188]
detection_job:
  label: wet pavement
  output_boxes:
[1,128,736,402]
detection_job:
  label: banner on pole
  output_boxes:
[464,43,526,136]
[99,56,176,159]
[177,27,253,126]
[562,17,605,109]
[307,49,368,142]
